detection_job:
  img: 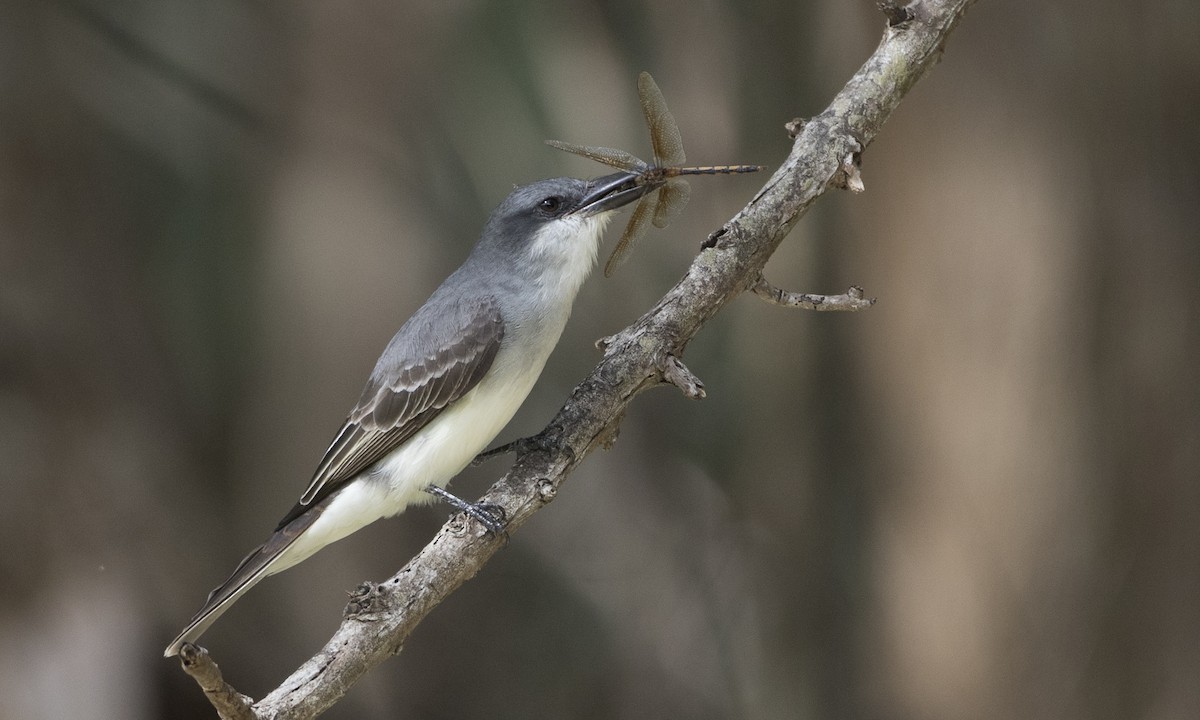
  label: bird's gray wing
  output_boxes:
[275,296,504,529]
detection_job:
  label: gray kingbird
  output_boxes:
[165,171,653,657]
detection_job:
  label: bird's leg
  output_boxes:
[423,485,507,536]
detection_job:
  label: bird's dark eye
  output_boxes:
[538,195,563,214]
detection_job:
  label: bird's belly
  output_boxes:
[278,360,544,569]
[371,361,543,509]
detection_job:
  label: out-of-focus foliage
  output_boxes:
[1,1,1196,719]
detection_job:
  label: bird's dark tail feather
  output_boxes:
[163,498,329,657]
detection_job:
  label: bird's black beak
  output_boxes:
[573,171,657,216]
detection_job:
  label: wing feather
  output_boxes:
[279,297,504,528]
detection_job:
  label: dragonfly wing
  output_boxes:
[652,178,689,229]
[637,72,686,167]
[545,140,647,173]
[604,189,657,277]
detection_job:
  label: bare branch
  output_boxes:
[179,1,979,716]
[752,277,876,311]
[178,644,256,720]
[660,355,707,399]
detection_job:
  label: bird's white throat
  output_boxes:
[525,211,612,307]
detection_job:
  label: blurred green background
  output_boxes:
[2,1,1197,719]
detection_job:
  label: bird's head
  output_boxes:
[476,173,653,298]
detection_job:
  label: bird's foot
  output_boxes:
[424,485,507,536]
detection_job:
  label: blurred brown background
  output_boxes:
[2,1,1197,718]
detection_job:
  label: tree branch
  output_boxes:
[752,276,876,311]
[178,644,256,720]
[178,1,978,715]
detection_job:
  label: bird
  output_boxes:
[164,171,653,657]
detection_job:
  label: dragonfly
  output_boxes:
[547,71,763,276]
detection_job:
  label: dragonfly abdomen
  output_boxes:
[666,164,764,176]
